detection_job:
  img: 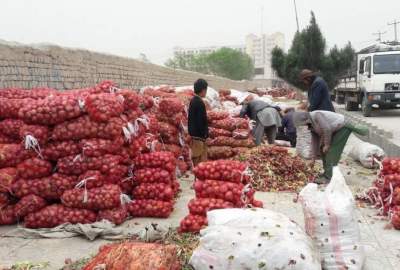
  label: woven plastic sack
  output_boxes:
[349,141,385,169]
[299,167,365,270]
[190,208,321,270]
[296,126,313,160]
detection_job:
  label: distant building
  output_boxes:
[172,32,285,81]
[245,32,285,80]
[173,45,246,58]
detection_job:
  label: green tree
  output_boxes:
[271,12,355,90]
[165,48,254,80]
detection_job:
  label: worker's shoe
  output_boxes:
[314,176,329,185]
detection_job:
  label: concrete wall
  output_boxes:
[0,43,271,90]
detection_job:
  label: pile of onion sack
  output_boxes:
[359,158,400,229]
[179,160,263,233]
[235,146,318,192]
[142,86,194,175]
[207,111,255,160]
[0,81,181,228]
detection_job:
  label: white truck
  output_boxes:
[333,43,400,116]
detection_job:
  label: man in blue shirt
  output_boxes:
[299,69,335,112]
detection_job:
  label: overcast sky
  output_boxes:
[1,0,399,64]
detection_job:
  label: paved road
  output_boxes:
[335,104,400,147]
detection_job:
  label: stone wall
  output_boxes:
[0,43,271,90]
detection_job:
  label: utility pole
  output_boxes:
[373,30,386,42]
[293,0,300,32]
[388,19,400,42]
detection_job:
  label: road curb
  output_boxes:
[337,108,400,156]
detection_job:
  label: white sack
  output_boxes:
[190,208,321,270]
[349,141,385,169]
[296,126,313,160]
[299,167,365,270]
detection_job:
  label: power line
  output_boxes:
[388,19,400,42]
[373,30,386,42]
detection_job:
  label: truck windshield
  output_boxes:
[373,54,400,74]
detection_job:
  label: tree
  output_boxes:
[165,48,254,80]
[271,12,355,90]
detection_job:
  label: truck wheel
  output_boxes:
[345,99,358,111]
[362,97,372,117]
[335,95,345,104]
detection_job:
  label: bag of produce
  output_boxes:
[127,199,173,218]
[350,141,385,169]
[190,208,321,270]
[299,167,365,270]
[179,214,208,233]
[296,126,313,160]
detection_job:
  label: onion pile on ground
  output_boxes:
[235,145,318,192]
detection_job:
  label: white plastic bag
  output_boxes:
[299,167,365,270]
[296,126,313,159]
[205,87,222,109]
[349,141,385,168]
[190,208,321,270]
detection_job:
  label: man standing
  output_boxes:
[240,95,282,146]
[188,79,209,166]
[299,69,335,112]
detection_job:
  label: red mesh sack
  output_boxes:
[132,183,174,201]
[127,199,173,218]
[208,146,235,160]
[161,144,182,158]
[18,95,84,125]
[211,118,249,131]
[133,151,176,173]
[381,158,400,175]
[17,158,52,179]
[392,206,400,230]
[0,119,24,137]
[85,93,124,122]
[156,112,186,127]
[14,194,47,218]
[97,206,128,225]
[0,205,16,225]
[140,95,154,110]
[0,133,18,144]
[0,144,32,168]
[12,174,79,200]
[194,179,245,206]
[0,98,34,119]
[77,170,105,190]
[232,129,250,139]
[61,184,121,210]
[82,242,181,270]
[57,154,122,175]
[24,204,97,229]
[207,111,229,122]
[42,141,81,161]
[392,187,400,205]
[0,167,17,193]
[193,160,249,183]
[232,138,255,148]
[134,168,174,184]
[105,165,129,184]
[118,89,140,111]
[159,122,179,137]
[209,127,232,138]
[81,137,124,157]
[188,198,234,216]
[179,214,208,233]
[0,87,56,99]
[52,116,124,141]
[19,124,50,146]
[159,98,185,117]
[0,193,11,208]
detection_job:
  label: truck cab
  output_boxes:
[335,43,400,116]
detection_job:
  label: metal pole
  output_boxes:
[388,20,400,42]
[293,0,300,32]
[373,31,386,42]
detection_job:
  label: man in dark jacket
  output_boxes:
[299,69,335,112]
[277,107,297,147]
[188,79,208,166]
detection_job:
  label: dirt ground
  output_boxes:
[0,135,399,269]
